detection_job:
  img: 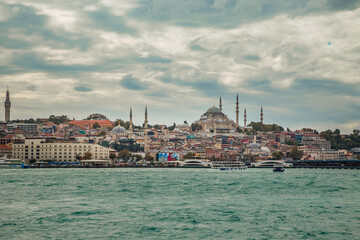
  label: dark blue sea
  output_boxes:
[0,168,359,239]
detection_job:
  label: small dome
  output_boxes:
[248,143,261,149]
[261,147,270,152]
[112,126,127,134]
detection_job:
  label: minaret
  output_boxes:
[236,94,239,126]
[244,107,247,127]
[144,106,148,154]
[4,87,11,122]
[129,107,133,134]
[260,106,263,124]
[219,97,222,111]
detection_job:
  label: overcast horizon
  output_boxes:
[0,0,359,133]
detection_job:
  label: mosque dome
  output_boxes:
[206,106,222,113]
[261,147,271,153]
[248,143,261,149]
[112,126,127,134]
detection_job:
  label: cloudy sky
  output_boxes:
[0,0,359,132]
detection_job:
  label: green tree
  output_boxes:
[144,153,154,162]
[75,154,82,161]
[289,146,303,160]
[133,154,143,161]
[353,129,359,135]
[183,152,195,159]
[118,150,132,162]
[86,113,109,120]
[109,153,117,163]
[272,152,283,160]
[191,123,202,132]
[93,122,101,129]
[49,115,69,124]
[83,152,92,160]
[236,127,243,133]
[285,139,298,146]
[248,122,284,133]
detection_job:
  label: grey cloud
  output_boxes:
[120,74,148,90]
[25,85,37,91]
[130,0,360,28]
[74,85,93,92]
[87,8,136,34]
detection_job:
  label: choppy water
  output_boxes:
[0,169,359,240]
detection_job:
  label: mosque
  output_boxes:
[193,94,264,133]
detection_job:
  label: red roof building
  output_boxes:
[68,120,114,129]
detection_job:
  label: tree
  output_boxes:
[153,124,162,130]
[272,152,283,160]
[83,152,92,160]
[183,152,195,159]
[114,119,130,130]
[118,150,132,162]
[289,146,303,160]
[248,122,284,132]
[184,120,188,124]
[86,113,109,120]
[236,127,243,133]
[353,129,359,135]
[191,123,202,132]
[133,154,143,162]
[75,154,82,161]
[285,139,298,146]
[109,153,117,164]
[144,153,154,162]
[93,122,101,129]
[334,129,341,135]
[49,115,69,124]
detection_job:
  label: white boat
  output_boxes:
[211,161,247,170]
[251,160,292,168]
[179,159,211,168]
[0,158,25,168]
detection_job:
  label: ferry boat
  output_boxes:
[179,159,211,168]
[211,161,247,171]
[0,158,26,168]
[273,163,285,172]
[251,160,292,168]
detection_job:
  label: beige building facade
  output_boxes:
[12,139,110,162]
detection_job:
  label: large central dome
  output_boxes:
[206,106,221,113]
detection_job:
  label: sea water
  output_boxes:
[0,168,359,239]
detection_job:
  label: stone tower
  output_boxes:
[144,106,148,154]
[236,94,239,126]
[244,107,247,127]
[260,106,263,124]
[129,107,133,134]
[219,97,222,111]
[4,88,11,122]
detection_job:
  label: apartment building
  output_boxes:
[12,138,110,162]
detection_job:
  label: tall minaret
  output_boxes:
[236,94,239,126]
[4,87,11,122]
[244,107,247,127]
[129,107,133,134]
[144,106,148,154]
[219,96,222,111]
[260,106,263,124]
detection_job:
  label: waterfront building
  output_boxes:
[12,138,111,162]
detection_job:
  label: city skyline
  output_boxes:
[0,1,359,133]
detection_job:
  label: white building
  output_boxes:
[7,123,38,134]
[12,138,111,162]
